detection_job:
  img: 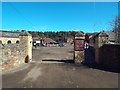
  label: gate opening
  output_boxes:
[25,55,30,63]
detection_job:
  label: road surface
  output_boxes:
[2,46,118,88]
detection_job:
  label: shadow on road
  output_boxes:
[82,46,119,73]
[42,59,74,63]
[68,51,74,53]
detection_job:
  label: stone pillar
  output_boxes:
[94,32,108,63]
[74,34,85,64]
[19,32,32,63]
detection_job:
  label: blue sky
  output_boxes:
[2,2,118,33]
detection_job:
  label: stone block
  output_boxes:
[74,51,84,63]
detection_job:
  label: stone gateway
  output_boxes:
[0,30,32,71]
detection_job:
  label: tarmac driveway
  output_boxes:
[2,46,118,88]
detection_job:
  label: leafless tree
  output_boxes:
[111,16,120,43]
[115,17,120,43]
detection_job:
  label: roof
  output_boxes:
[45,38,56,43]
[19,31,31,36]
[93,32,108,38]
[98,32,109,37]
[75,32,85,37]
[33,37,40,40]
[0,30,31,38]
[0,30,21,38]
[103,31,115,41]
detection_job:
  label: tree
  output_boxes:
[114,17,120,43]
[111,16,120,43]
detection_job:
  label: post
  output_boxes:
[74,33,85,64]
[94,32,108,64]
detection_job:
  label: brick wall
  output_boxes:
[0,43,26,71]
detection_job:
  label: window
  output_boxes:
[16,40,20,44]
[7,40,11,44]
[0,40,2,44]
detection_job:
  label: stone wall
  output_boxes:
[0,43,26,71]
[0,31,32,71]
[74,51,84,63]
[98,44,120,71]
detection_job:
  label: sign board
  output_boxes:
[36,41,41,43]
[74,39,84,51]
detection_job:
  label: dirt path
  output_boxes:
[2,46,118,88]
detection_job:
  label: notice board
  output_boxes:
[74,39,84,51]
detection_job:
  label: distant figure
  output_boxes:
[42,39,46,47]
[58,38,64,48]
[34,43,37,48]
[60,43,64,47]
[84,34,89,49]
